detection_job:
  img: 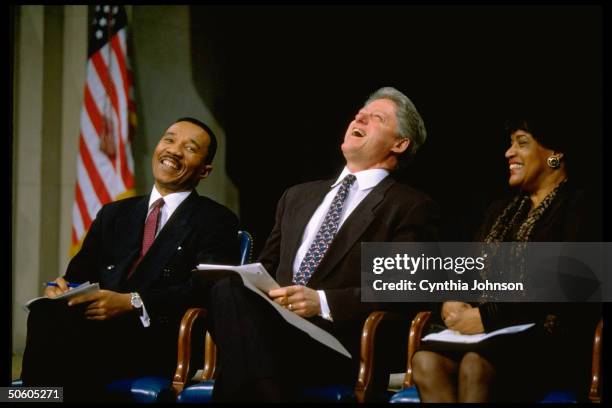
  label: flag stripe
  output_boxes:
[75,182,93,230]
[91,52,121,126]
[81,108,126,196]
[111,31,130,111]
[72,5,136,257]
[71,187,86,244]
[91,52,123,167]
[117,124,133,189]
[86,59,112,115]
[99,40,127,142]
[79,135,113,205]
[95,40,133,189]
[76,155,103,222]
[84,85,104,135]
[107,34,134,188]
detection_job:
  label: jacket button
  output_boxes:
[163,268,171,278]
[106,265,115,270]
[159,316,168,324]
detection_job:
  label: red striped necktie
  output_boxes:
[126,198,165,280]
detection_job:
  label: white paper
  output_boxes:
[195,263,351,358]
[196,263,280,292]
[421,322,536,344]
[23,281,100,312]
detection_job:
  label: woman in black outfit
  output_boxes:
[411,115,602,402]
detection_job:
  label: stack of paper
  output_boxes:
[23,281,100,312]
[421,323,535,344]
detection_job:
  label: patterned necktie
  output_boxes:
[293,174,356,285]
[126,198,165,279]
[140,198,165,257]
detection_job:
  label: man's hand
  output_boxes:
[268,285,321,318]
[444,307,485,334]
[441,301,471,321]
[68,290,132,321]
[44,277,70,298]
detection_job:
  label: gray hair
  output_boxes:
[365,87,427,161]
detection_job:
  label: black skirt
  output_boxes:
[416,324,575,402]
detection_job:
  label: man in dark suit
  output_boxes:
[205,87,439,401]
[21,118,239,400]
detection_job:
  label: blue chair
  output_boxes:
[388,311,430,404]
[389,312,603,403]
[105,230,254,402]
[238,231,253,265]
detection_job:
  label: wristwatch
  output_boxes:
[130,292,143,310]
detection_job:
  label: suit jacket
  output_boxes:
[258,175,439,357]
[64,190,239,373]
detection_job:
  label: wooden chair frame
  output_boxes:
[170,309,411,402]
[400,311,603,403]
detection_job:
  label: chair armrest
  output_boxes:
[403,311,431,389]
[171,307,207,395]
[200,332,217,381]
[589,318,603,403]
[354,311,407,403]
[188,231,250,384]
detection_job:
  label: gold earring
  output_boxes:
[546,155,561,169]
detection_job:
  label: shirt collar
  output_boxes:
[331,167,389,191]
[149,186,192,214]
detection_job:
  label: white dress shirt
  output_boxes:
[147,186,192,235]
[292,167,389,321]
[137,186,193,327]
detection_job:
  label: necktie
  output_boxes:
[126,198,165,279]
[293,174,356,285]
[140,198,165,257]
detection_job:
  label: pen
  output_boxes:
[44,282,81,288]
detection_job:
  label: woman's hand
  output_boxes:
[444,307,485,334]
[441,301,471,321]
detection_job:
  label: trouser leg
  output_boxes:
[21,300,87,386]
[207,277,354,402]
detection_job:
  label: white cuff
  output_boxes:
[139,302,151,328]
[317,290,333,322]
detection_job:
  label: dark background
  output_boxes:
[2,5,606,389]
[189,5,603,254]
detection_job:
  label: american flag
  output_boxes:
[71,5,136,256]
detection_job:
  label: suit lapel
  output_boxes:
[308,176,396,285]
[124,190,199,291]
[105,196,149,290]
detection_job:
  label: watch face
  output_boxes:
[131,294,143,308]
